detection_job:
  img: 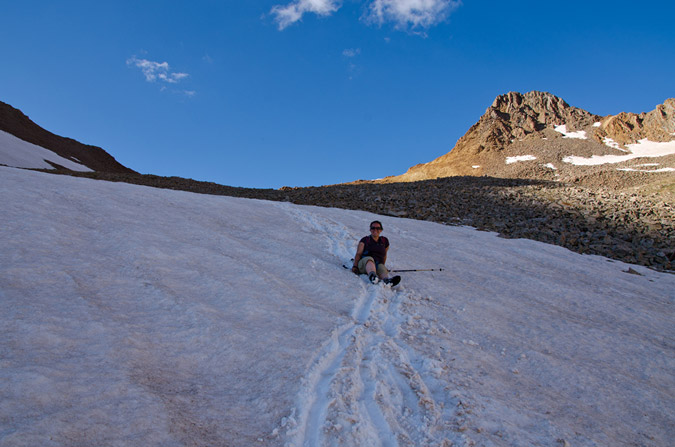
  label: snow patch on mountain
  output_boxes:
[0,130,93,171]
[602,136,628,152]
[506,155,537,164]
[554,124,588,139]
[563,138,675,166]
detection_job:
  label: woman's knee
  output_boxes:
[358,256,375,274]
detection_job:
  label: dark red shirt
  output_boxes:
[360,236,389,264]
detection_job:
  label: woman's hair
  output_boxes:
[370,220,383,230]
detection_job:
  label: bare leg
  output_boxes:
[375,263,388,280]
[365,260,376,275]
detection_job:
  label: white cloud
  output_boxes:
[342,48,361,57]
[271,0,341,30]
[127,57,190,84]
[271,0,460,31]
[365,0,461,30]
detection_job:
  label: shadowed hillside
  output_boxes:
[0,101,135,173]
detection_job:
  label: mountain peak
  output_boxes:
[481,90,598,141]
[380,91,674,187]
[490,90,568,110]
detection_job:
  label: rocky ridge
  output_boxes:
[597,97,675,145]
[0,101,135,173]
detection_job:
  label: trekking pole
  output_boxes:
[342,260,444,273]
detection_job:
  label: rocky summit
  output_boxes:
[381,91,675,198]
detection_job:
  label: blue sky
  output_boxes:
[1,1,673,188]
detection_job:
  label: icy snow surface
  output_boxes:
[0,130,93,171]
[1,166,674,447]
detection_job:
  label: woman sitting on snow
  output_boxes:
[351,220,400,286]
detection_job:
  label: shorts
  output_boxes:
[357,256,388,277]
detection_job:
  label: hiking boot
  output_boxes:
[369,273,379,284]
[382,275,401,287]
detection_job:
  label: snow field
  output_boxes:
[1,166,674,446]
[274,207,462,446]
[283,282,462,446]
[1,168,356,446]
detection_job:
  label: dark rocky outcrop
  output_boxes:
[0,101,135,173]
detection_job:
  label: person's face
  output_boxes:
[370,224,382,235]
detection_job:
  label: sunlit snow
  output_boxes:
[563,138,675,166]
[602,137,628,152]
[1,167,674,447]
[554,124,588,139]
[505,155,537,164]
